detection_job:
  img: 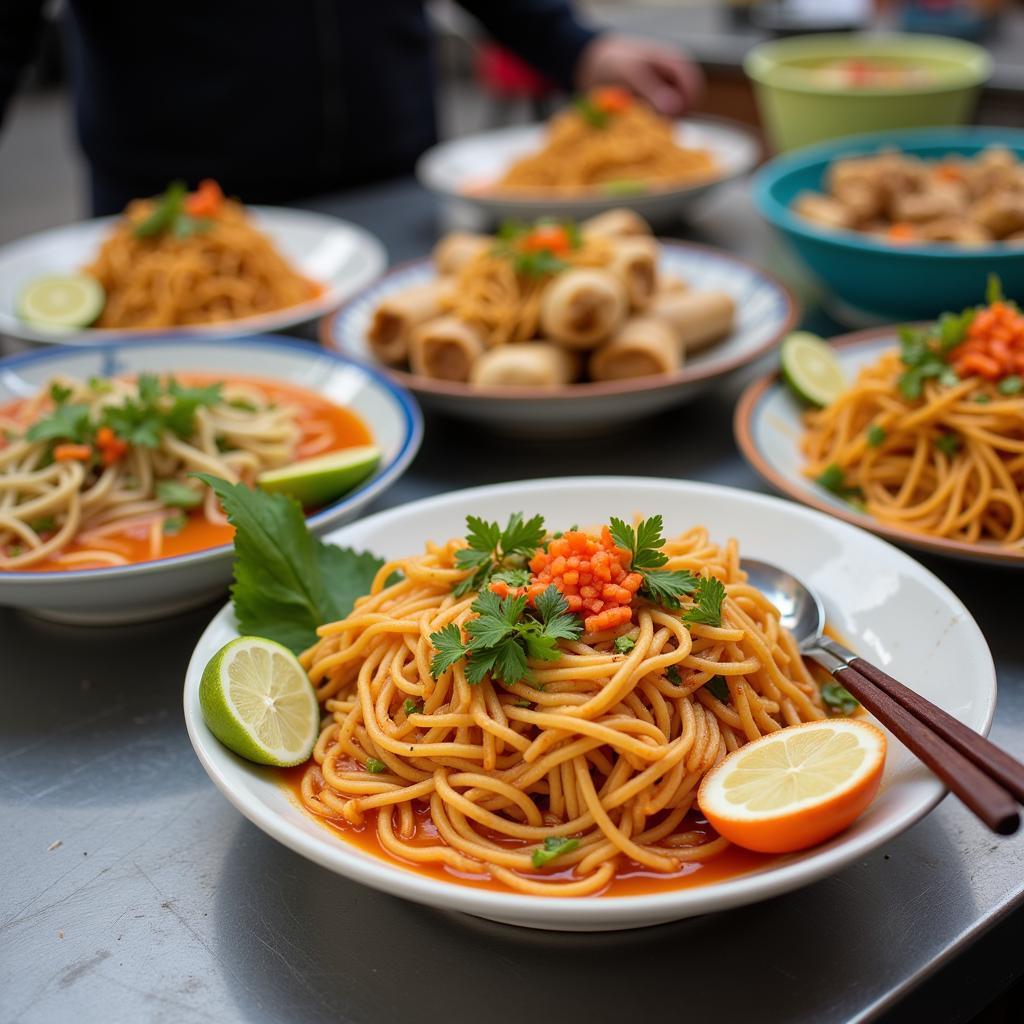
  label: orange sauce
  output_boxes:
[3,374,372,572]
[277,764,775,897]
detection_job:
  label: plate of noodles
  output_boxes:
[322,209,797,434]
[0,181,387,345]
[735,287,1024,566]
[0,336,421,622]
[183,476,995,931]
[416,92,759,223]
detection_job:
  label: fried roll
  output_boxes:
[539,268,626,349]
[607,237,659,310]
[469,342,578,388]
[589,317,682,381]
[368,282,450,365]
[579,209,651,240]
[408,316,484,382]
[649,290,735,355]
[433,233,491,275]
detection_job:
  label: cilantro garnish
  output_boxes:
[822,683,858,717]
[402,699,420,716]
[365,758,387,774]
[531,836,580,868]
[705,676,730,702]
[935,433,961,457]
[26,403,92,444]
[454,512,546,597]
[866,424,886,448]
[608,515,698,610]
[429,584,582,686]
[897,313,969,399]
[198,474,385,653]
[49,382,73,405]
[134,181,212,240]
[683,577,726,627]
[614,635,636,654]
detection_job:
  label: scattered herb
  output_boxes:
[998,375,1023,396]
[491,567,531,588]
[227,397,258,412]
[987,272,1004,306]
[49,382,73,405]
[429,584,582,686]
[453,512,546,597]
[402,699,420,716]
[88,376,112,394]
[614,635,636,654]
[974,393,992,404]
[935,433,962,457]
[866,424,886,447]
[531,836,580,868]
[514,699,531,708]
[573,95,610,128]
[28,515,56,534]
[26,403,92,445]
[365,758,387,774]
[162,513,187,535]
[822,682,858,716]
[682,577,727,628]
[816,463,866,506]
[897,314,969,399]
[608,515,698,610]
[705,676,730,702]
[602,179,646,196]
[666,665,682,686]
[197,474,385,653]
[156,480,203,509]
[134,181,212,240]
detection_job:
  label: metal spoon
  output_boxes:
[742,558,1021,834]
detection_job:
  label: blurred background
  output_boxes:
[4,0,1024,245]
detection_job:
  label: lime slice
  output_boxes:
[258,444,380,507]
[780,332,847,407]
[17,274,105,329]
[199,636,319,766]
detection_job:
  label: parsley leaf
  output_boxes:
[666,665,682,686]
[608,515,698,610]
[453,512,546,596]
[156,480,203,509]
[365,758,387,774]
[683,577,726,627]
[26,403,92,444]
[999,375,1023,396]
[429,623,469,678]
[134,181,213,240]
[198,474,384,653]
[573,95,610,128]
[816,464,865,507]
[867,424,886,447]
[402,699,420,716]
[162,513,187,535]
[705,676,730,702]
[49,382,73,405]
[935,433,961,457]
[897,312,971,399]
[822,682,858,716]
[614,635,635,654]
[531,836,580,868]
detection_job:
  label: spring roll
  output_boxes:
[433,233,491,275]
[368,282,450,365]
[589,317,682,381]
[408,316,484,382]
[657,276,689,296]
[470,343,578,388]
[539,268,627,349]
[607,237,659,311]
[649,290,735,355]
[580,209,651,240]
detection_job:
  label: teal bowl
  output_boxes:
[752,127,1024,321]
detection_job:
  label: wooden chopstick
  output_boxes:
[832,663,1020,835]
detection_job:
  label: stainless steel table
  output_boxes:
[3,178,1022,1024]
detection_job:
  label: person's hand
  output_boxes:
[575,35,703,117]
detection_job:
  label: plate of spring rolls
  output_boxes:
[321,209,798,434]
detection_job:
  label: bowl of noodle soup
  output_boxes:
[0,205,386,346]
[0,336,421,622]
[735,324,1024,566]
[183,476,995,930]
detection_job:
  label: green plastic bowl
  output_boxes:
[745,33,991,152]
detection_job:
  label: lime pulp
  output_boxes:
[17,274,105,329]
[780,332,847,407]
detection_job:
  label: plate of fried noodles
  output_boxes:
[0,181,386,345]
[417,95,759,224]
[183,476,994,931]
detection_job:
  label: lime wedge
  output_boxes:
[17,274,105,329]
[780,332,847,407]
[199,636,319,766]
[258,444,380,507]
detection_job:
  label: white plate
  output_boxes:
[0,337,422,622]
[323,242,798,435]
[417,117,760,224]
[734,328,1024,567]
[183,476,995,932]
[0,207,387,346]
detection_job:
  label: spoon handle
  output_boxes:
[846,655,1024,805]
[830,663,1019,835]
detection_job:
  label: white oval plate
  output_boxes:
[322,242,798,435]
[417,117,760,224]
[0,207,387,346]
[0,337,422,622]
[734,328,1024,567]
[183,476,995,932]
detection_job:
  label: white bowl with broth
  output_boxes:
[0,337,421,623]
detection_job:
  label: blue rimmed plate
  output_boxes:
[322,241,799,436]
[0,336,422,622]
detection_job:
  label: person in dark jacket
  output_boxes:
[0,1,702,215]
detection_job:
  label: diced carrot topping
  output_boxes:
[950,301,1024,382]
[54,443,93,462]
[933,163,965,183]
[590,86,633,114]
[886,223,916,243]
[521,224,572,255]
[184,178,224,218]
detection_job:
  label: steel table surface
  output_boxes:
[2,177,1023,1024]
